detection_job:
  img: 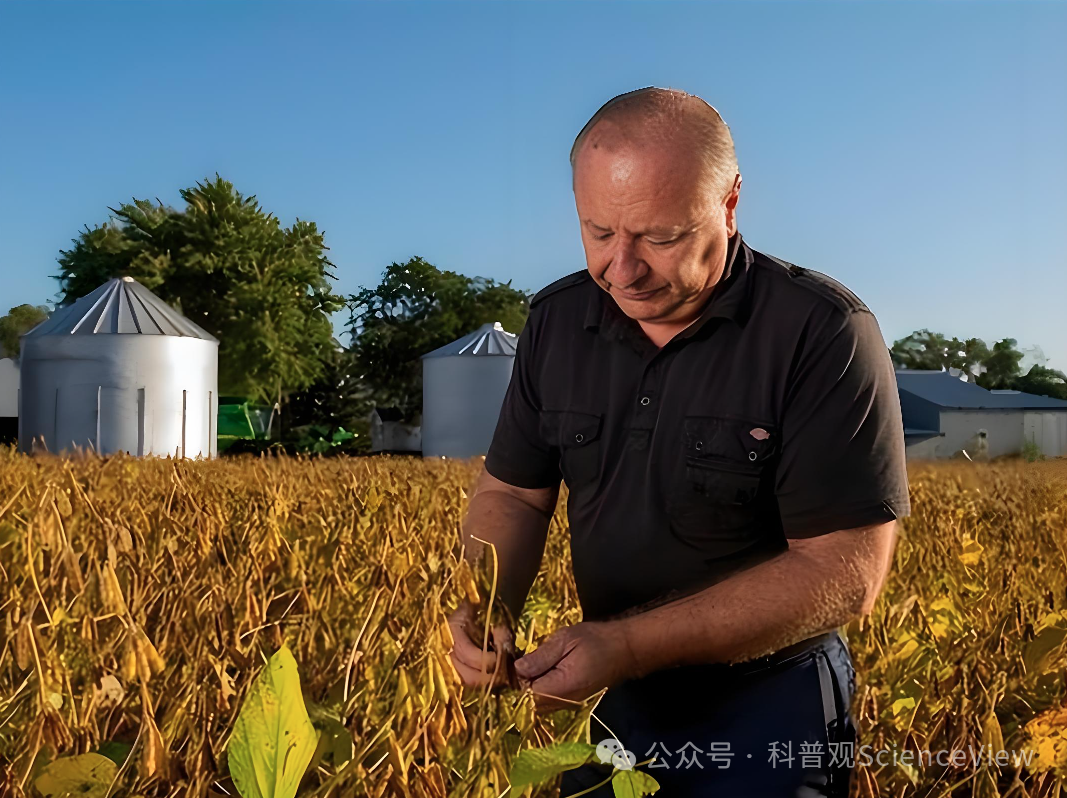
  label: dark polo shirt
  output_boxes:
[485,233,910,623]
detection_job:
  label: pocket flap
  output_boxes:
[541,410,603,448]
[683,416,776,466]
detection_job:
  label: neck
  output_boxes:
[637,316,698,349]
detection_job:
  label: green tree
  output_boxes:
[284,343,373,445]
[890,329,990,380]
[1011,365,1067,400]
[892,330,1063,398]
[0,304,50,358]
[975,338,1024,390]
[346,256,530,421]
[54,176,344,436]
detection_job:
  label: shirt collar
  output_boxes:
[583,232,754,342]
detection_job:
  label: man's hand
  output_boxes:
[513,621,641,712]
[447,598,518,689]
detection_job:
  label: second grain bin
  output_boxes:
[421,321,517,459]
[18,277,219,458]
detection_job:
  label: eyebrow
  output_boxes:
[583,219,690,236]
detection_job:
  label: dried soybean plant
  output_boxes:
[0,447,1064,797]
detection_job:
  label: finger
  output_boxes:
[450,610,499,667]
[450,650,496,688]
[514,634,564,681]
[451,632,499,672]
[449,623,514,682]
[492,623,516,656]
[529,673,595,714]
[528,669,569,704]
[451,646,513,690]
[459,615,514,656]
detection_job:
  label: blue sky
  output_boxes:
[1,1,1064,369]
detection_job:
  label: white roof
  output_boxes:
[24,277,218,342]
[421,321,517,359]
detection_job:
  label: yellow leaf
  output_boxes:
[928,621,951,640]
[34,754,117,798]
[1036,612,1067,632]
[959,537,984,566]
[929,597,956,613]
[890,633,920,662]
[891,697,916,716]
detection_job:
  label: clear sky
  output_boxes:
[1,1,1064,368]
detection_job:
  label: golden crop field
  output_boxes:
[0,447,1064,798]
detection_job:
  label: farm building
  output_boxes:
[0,357,18,444]
[897,369,1067,460]
[421,321,517,459]
[18,276,219,458]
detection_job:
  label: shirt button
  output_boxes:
[748,451,758,461]
[575,433,584,443]
[640,396,650,406]
[695,441,703,451]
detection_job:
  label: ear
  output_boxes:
[724,173,742,236]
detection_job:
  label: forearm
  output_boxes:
[615,540,872,677]
[460,475,554,621]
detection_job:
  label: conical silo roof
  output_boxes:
[24,277,218,342]
[421,321,517,359]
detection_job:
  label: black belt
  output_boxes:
[729,629,842,674]
[625,629,844,692]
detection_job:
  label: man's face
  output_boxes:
[573,128,739,326]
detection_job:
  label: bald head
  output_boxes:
[570,87,738,200]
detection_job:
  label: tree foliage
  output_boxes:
[284,343,373,448]
[1012,365,1067,401]
[890,329,991,380]
[345,256,530,421]
[54,176,344,406]
[976,337,1025,390]
[0,304,50,359]
[891,330,1066,399]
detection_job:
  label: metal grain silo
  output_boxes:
[18,277,219,458]
[421,321,517,459]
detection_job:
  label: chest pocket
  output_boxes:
[667,415,778,557]
[540,410,603,491]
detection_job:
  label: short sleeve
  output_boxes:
[484,309,562,489]
[775,308,911,537]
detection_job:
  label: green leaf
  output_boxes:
[331,428,354,443]
[510,741,599,789]
[96,740,133,767]
[228,645,320,798]
[34,753,117,798]
[612,769,661,797]
[309,711,352,768]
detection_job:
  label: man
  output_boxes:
[447,87,910,797]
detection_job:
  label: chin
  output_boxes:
[615,295,671,320]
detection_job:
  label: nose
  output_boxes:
[602,236,648,290]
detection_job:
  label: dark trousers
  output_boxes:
[559,631,857,798]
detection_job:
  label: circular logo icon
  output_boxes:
[596,738,625,764]
[596,738,636,770]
